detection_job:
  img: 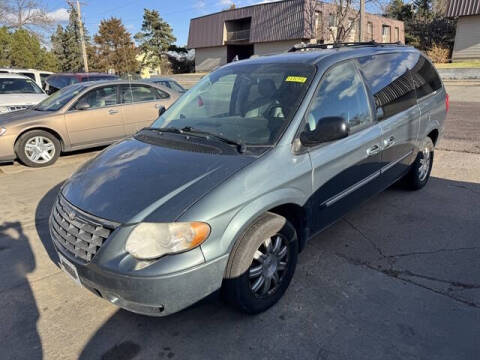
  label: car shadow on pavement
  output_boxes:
[34,182,64,267]
[0,221,43,359]
[32,176,480,360]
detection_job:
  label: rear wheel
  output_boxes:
[403,136,434,190]
[15,130,60,167]
[223,213,298,314]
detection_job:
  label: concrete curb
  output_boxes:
[437,68,480,81]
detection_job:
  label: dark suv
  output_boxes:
[44,73,119,94]
[48,43,447,316]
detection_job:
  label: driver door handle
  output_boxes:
[108,109,119,115]
[366,144,382,157]
[383,136,396,149]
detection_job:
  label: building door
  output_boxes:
[227,44,254,63]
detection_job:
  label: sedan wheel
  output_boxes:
[16,130,61,167]
[24,136,56,164]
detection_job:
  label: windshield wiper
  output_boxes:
[180,126,246,153]
[142,127,183,134]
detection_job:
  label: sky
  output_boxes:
[44,0,276,46]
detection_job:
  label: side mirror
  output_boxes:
[158,105,166,116]
[76,102,91,111]
[300,116,349,146]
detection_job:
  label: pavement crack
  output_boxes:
[342,218,387,259]
[448,184,480,196]
[387,247,480,258]
[336,252,480,309]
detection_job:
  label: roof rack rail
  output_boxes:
[288,41,404,52]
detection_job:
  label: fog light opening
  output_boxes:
[158,305,165,313]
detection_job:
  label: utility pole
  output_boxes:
[359,0,365,42]
[68,0,89,72]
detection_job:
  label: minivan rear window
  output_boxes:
[358,52,417,119]
[410,54,442,99]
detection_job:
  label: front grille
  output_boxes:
[49,196,119,263]
[8,105,28,112]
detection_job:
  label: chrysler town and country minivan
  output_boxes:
[49,43,447,316]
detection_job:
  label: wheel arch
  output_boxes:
[14,127,65,152]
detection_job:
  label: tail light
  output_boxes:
[445,93,449,113]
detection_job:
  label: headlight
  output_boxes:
[125,222,210,260]
[0,127,6,136]
[0,106,9,113]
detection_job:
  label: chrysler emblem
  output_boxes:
[68,211,76,220]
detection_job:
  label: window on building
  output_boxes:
[367,22,373,41]
[328,14,336,27]
[382,25,391,43]
[394,27,399,42]
[315,11,323,40]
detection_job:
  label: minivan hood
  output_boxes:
[61,138,257,224]
[0,93,47,105]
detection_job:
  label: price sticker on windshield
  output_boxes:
[285,76,307,83]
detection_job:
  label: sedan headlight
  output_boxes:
[0,127,6,136]
[125,222,210,260]
[0,106,9,113]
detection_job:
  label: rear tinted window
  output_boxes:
[358,52,417,119]
[410,54,442,99]
[82,75,118,82]
[47,75,78,89]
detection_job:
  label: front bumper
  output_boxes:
[0,133,16,161]
[53,243,228,316]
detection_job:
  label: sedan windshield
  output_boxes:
[0,78,43,94]
[34,83,86,111]
[152,62,315,146]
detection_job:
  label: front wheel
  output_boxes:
[404,136,434,190]
[15,130,60,167]
[222,213,298,314]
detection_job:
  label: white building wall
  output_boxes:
[195,46,227,72]
[452,15,480,61]
[254,40,301,56]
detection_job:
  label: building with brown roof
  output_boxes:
[446,0,480,61]
[187,0,404,72]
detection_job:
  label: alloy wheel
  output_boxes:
[248,234,290,298]
[24,136,56,164]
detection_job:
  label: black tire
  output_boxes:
[15,130,61,167]
[403,136,434,190]
[222,212,298,314]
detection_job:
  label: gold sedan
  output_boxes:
[0,80,179,167]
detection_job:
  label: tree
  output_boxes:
[0,0,53,39]
[385,0,413,21]
[51,5,92,72]
[93,17,138,75]
[0,26,12,66]
[134,9,175,72]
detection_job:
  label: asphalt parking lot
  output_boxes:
[1,84,479,360]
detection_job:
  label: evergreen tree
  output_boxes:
[134,9,176,71]
[93,17,138,75]
[0,26,11,67]
[51,5,90,72]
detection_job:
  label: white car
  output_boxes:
[0,68,54,89]
[0,74,48,113]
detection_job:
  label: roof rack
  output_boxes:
[288,41,404,52]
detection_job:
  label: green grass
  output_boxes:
[435,62,480,69]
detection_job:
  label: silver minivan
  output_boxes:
[49,43,447,316]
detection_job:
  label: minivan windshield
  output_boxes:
[0,78,43,94]
[34,83,86,111]
[152,63,315,146]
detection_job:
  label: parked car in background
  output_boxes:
[0,74,47,114]
[148,77,187,93]
[44,73,120,94]
[0,80,179,167]
[47,44,447,317]
[0,68,54,89]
